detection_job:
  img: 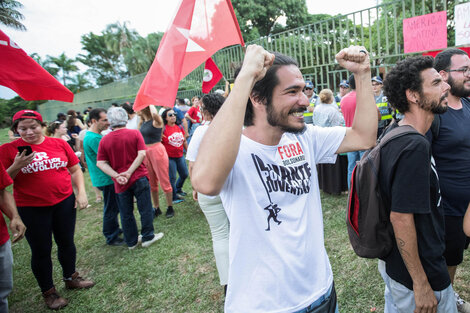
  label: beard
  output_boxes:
[419,93,448,115]
[266,101,306,134]
[448,74,470,98]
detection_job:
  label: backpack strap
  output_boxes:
[379,124,420,147]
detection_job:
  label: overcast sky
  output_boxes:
[1,0,379,99]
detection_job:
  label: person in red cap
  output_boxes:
[0,110,94,310]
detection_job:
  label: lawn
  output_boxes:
[1,127,469,313]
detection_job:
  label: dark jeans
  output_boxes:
[18,194,77,292]
[169,156,188,200]
[97,184,122,244]
[116,177,155,247]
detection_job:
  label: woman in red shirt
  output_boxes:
[161,109,189,207]
[0,110,94,310]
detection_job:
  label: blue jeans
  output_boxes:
[0,240,13,313]
[347,150,365,188]
[293,282,339,313]
[378,260,457,313]
[116,177,155,247]
[97,184,122,244]
[169,156,188,200]
[187,122,200,144]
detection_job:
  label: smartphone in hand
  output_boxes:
[17,146,33,156]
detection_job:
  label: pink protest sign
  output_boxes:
[403,11,447,54]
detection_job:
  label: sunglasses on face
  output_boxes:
[167,113,175,117]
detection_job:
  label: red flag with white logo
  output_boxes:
[0,30,74,102]
[202,57,223,94]
[133,0,244,111]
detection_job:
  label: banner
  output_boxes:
[403,11,447,54]
[455,2,470,46]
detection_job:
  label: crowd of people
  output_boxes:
[0,45,469,313]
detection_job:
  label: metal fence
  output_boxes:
[39,0,468,121]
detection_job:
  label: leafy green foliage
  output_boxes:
[0,97,44,128]
[0,0,25,31]
[232,0,318,42]
[77,22,163,86]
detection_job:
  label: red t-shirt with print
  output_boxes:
[0,137,79,207]
[97,128,148,194]
[187,106,202,124]
[0,161,13,245]
[162,125,185,158]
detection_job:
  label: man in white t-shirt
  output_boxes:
[192,45,377,313]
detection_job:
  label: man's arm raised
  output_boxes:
[191,45,275,196]
[336,46,377,153]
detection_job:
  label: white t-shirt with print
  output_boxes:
[221,125,346,313]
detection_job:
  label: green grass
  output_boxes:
[2,126,469,312]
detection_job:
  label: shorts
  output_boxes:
[444,215,470,266]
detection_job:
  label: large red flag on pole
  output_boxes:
[202,57,223,94]
[133,0,244,111]
[0,30,74,102]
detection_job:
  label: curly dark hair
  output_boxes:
[201,94,225,119]
[383,56,434,114]
[234,52,298,126]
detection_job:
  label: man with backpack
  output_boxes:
[378,56,457,312]
[431,48,470,313]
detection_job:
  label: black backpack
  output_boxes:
[346,124,419,259]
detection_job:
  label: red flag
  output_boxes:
[134,0,244,111]
[202,57,223,94]
[0,30,74,102]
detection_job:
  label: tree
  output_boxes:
[78,23,130,85]
[68,72,93,94]
[78,22,163,86]
[231,0,314,42]
[0,0,26,31]
[48,53,79,86]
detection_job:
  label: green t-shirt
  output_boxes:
[83,131,113,187]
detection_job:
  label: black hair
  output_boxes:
[121,103,134,115]
[11,113,46,133]
[383,56,434,114]
[201,94,225,119]
[434,48,467,72]
[234,52,298,126]
[348,74,356,90]
[89,108,107,123]
[161,108,173,125]
[177,98,185,105]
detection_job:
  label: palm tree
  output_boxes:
[49,53,79,86]
[68,72,93,93]
[0,0,26,31]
